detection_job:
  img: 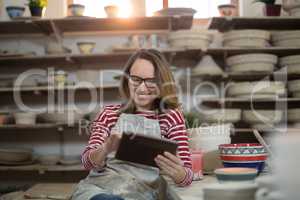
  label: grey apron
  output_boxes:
[72,113,165,200]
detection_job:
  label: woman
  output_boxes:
[72,49,193,200]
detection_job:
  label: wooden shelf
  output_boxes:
[208,17,300,32]
[0,16,191,36]
[0,123,79,130]
[0,85,119,93]
[2,47,300,68]
[190,71,295,82]
[0,164,85,172]
[207,47,300,57]
[200,97,300,103]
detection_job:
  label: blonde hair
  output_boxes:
[119,49,179,113]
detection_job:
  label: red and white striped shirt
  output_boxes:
[82,104,193,186]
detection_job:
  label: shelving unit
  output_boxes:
[208,17,300,32]
[1,16,300,173]
[2,47,300,68]
[0,85,119,93]
[0,16,191,37]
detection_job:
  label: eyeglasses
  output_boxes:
[128,75,158,89]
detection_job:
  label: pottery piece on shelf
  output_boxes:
[218,4,237,17]
[290,7,300,16]
[104,5,119,18]
[282,0,300,11]
[45,42,71,55]
[192,55,224,76]
[223,30,270,47]
[38,154,60,165]
[292,91,300,97]
[272,31,300,47]
[288,108,300,122]
[59,155,81,165]
[279,55,300,74]
[0,148,32,163]
[226,53,277,73]
[0,114,8,125]
[13,112,36,125]
[198,109,241,123]
[214,167,258,183]
[76,69,100,86]
[227,81,286,98]
[6,6,25,19]
[68,4,85,17]
[38,110,84,124]
[154,7,196,16]
[77,42,96,54]
[288,79,300,92]
[168,30,213,49]
[242,110,283,125]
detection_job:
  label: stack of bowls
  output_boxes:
[227,81,286,99]
[219,143,268,173]
[223,30,270,47]
[242,110,283,130]
[226,53,277,73]
[168,30,213,49]
[198,109,241,124]
[288,108,300,124]
[288,79,300,97]
[279,55,300,75]
[272,31,300,47]
[282,0,300,16]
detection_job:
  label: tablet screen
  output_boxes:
[115,132,178,167]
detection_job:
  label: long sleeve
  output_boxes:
[162,109,193,186]
[81,105,119,170]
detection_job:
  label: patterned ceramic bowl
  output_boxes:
[219,143,268,173]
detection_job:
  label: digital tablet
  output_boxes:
[115,132,178,167]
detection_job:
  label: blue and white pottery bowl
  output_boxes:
[68,4,85,16]
[6,6,25,19]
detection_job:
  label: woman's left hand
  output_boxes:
[155,152,186,184]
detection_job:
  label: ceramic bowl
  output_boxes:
[198,109,242,123]
[104,5,119,18]
[0,148,32,162]
[45,42,71,55]
[215,167,258,182]
[218,4,237,16]
[68,4,85,16]
[13,112,36,125]
[39,110,84,124]
[6,6,25,19]
[38,154,60,165]
[288,79,300,92]
[227,81,286,97]
[77,42,96,54]
[219,143,267,173]
[154,7,196,16]
[242,110,283,125]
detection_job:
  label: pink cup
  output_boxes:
[191,150,203,181]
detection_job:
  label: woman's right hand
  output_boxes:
[90,131,122,168]
[104,131,122,154]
